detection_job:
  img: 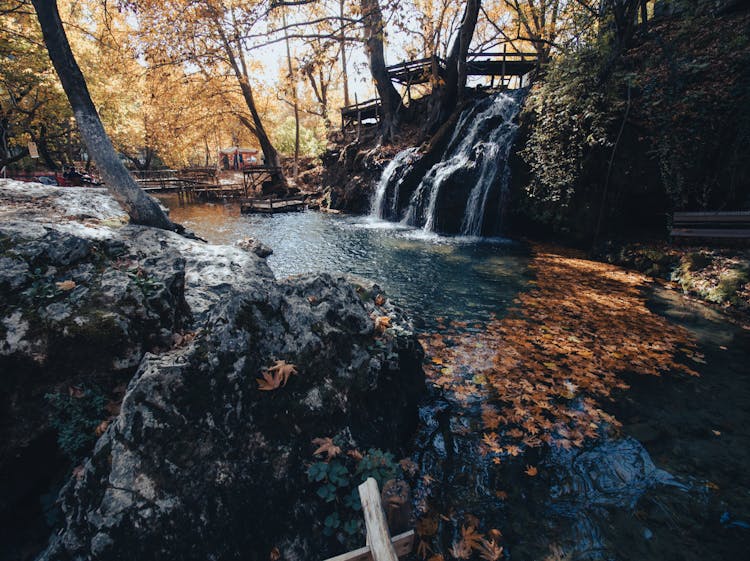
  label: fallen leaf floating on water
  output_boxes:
[524,465,538,476]
[449,540,472,560]
[418,244,700,457]
[311,437,341,460]
[56,279,76,291]
[477,538,503,561]
[375,294,386,306]
[417,539,432,559]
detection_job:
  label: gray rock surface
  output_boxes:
[0,180,424,561]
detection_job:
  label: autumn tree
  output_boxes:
[133,0,285,182]
[0,0,82,170]
[30,0,174,229]
[360,0,402,142]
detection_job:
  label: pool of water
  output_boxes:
[160,196,530,329]
[161,197,750,561]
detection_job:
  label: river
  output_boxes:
[160,196,750,561]
[160,196,530,330]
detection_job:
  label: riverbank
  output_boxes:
[598,242,750,326]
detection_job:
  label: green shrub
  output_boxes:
[307,444,403,544]
[45,385,108,460]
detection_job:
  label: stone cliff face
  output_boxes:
[0,180,424,561]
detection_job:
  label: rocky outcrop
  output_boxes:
[0,180,424,561]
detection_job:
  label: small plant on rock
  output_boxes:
[307,435,405,545]
[45,385,108,460]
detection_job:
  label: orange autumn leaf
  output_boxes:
[524,465,538,477]
[267,360,298,386]
[374,294,386,306]
[257,370,282,391]
[347,449,364,461]
[56,279,76,291]
[477,538,503,561]
[460,524,484,550]
[311,437,341,460]
[417,540,432,559]
[374,316,391,332]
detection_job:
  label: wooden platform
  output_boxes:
[671,211,750,241]
[341,49,539,130]
[243,165,282,193]
[240,197,306,214]
[134,167,284,202]
[386,51,537,86]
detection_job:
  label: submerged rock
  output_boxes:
[0,181,424,560]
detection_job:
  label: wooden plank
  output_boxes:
[671,228,750,238]
[358,478,398,561]
[674,211,750,223]
[323,531,414,561]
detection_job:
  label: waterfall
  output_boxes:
[371,90,523,236]
[370,147,420,220]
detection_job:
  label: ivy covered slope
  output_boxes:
[0,180,424,561]
[514,2,750,241]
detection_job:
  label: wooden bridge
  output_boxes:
[341,49,539,130]
[133,166,282,202]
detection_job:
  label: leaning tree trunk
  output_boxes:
[31,0,174,230]
[360,0,401,143]
[424,0,480,136]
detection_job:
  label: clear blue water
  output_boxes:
[160,196,530,329]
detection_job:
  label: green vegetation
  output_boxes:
[518,3,750,242]
[307,443,402,544]
[45,385,108,460]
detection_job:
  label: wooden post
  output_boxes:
[355,92,362,142]
[358,478,398,561]
[501,44,506,90]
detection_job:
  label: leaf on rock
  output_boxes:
[257,370,282,391]
[375,316,391,332]
[56,279,76,291]
[312,437,341,460]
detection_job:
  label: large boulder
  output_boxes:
[0,181,424,560]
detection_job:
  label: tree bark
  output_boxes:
[31,0,174,230]
[424,0,480,136]
[339,0,351,108]
[212,13,285,182]
[360,0,401,143]
[282,8,300,179]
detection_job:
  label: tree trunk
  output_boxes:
[31,0,174,230]
[34,125,59,171]
[339,0,350,108]
[212,13,285,183]
[360,0,401,143]
[424,0,480,136]
[283,8,299,179]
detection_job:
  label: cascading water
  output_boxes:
[370,147,420,220]
[369,90,524,236]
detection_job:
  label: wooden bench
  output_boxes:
[671,211,750,241]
